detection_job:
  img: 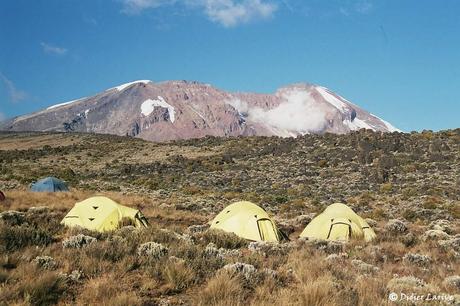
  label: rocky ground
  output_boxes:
[0,129,459,305]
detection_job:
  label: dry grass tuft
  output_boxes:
[195,271,245,306]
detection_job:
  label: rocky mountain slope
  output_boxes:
[0,80,399,142]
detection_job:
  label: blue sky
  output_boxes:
[0,0,459,131]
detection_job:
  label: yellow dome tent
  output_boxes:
[61,196,148,232]
[300,203,376,242]
[210,201,284,242]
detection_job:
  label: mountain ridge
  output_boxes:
[0,80,400,142]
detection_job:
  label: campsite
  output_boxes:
[1,1,460,304]
[0,130,459,305]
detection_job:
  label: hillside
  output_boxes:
[0,130,459,305]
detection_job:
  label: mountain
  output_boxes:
[0,80,400,142]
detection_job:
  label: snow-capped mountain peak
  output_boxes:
[108,80,153,92]
[0,80,400,142]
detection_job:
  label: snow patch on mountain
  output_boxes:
[188,105,207,121]
[316,86,348,112]
[141,96,176,123]
[47,98,86,110]
[370,114,401,132]
[109,80,152,92]
[344,118,376,131]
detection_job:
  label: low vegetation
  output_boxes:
[0,129,459,304]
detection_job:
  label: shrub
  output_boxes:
[195,271,245,306]
[18,272,66,306]
[77,276,142,306]
[0,224,54,252]
[137,242,168,259]
[423,196,442,209]
[33,256,57,270]
[0,211,26,226]
[163,260,195,292]
[199,229,248,249]
[0,270,9,284]
[173,243,225,281]
[62,234,97,249]
[385,219,407,233]
[222,262,257,281]
[83,236,132,262]
[379,183,393,194]
[290,277,336,306]
[403,253,432,267]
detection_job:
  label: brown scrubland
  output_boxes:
[0,130,459,305]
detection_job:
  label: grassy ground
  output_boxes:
[0,130,459,305]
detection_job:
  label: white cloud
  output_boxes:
[121,0,177,14]
[0,112,6,122]
[40,42,68,55]
[202,0,277,27]
[339,7,349,16]
[228,89,327,135]
[0,72,28,103]
[120,0,277,27]
[355,1,373,14]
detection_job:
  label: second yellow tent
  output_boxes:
[210,201,282,242]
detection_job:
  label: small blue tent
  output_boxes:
[30,177,69,192]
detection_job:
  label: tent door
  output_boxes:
[257,218,279,242]
[327,220,352,240]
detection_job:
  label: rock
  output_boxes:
[385,219,407,233]
[351,259,379,274]
[443,275,460,291]
[62,234,97,249]
[222,262,257,281]
[387,276,426,290]
[403,253,432,267]
[137,242,168,259]
[0,210,26,226]
[33,256,57,270]
[422,229,450,241]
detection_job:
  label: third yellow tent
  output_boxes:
[299,203,376,242]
